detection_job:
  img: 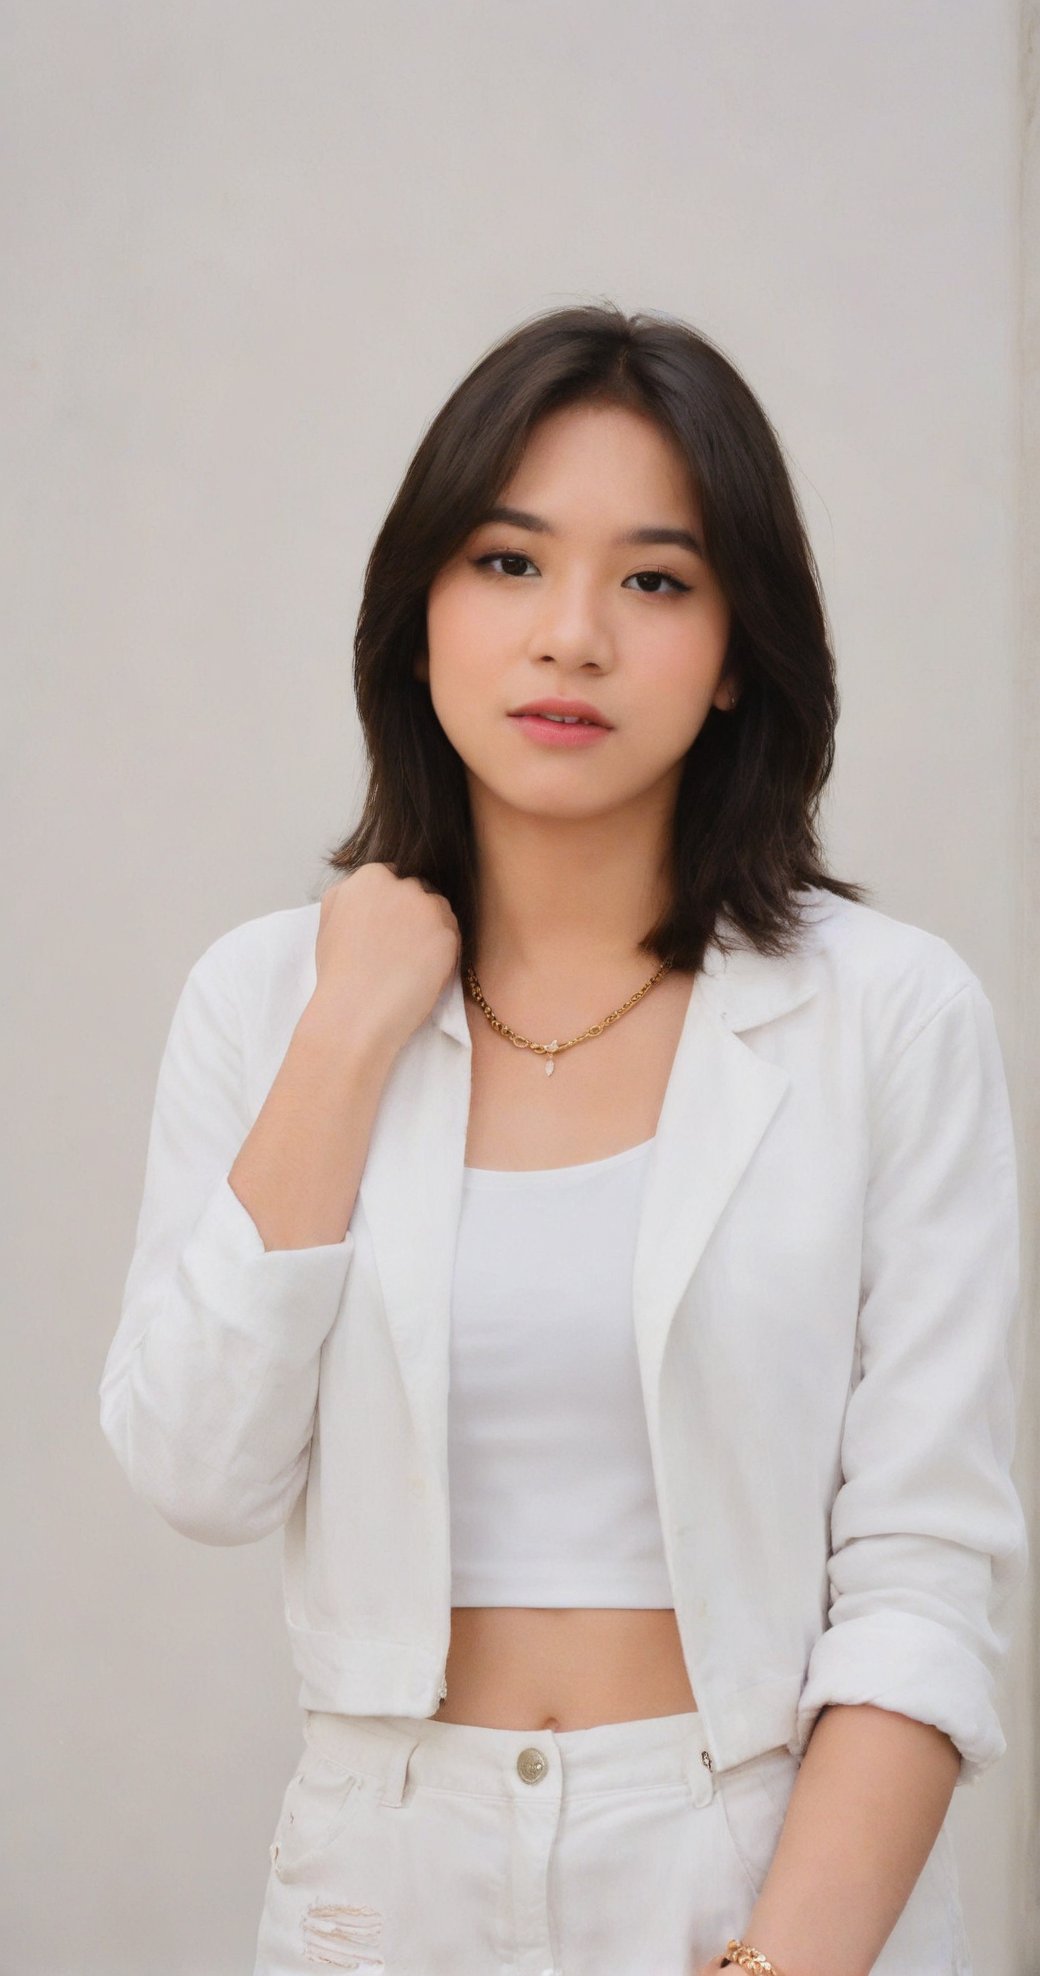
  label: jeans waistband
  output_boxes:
[302,1707,793,1810]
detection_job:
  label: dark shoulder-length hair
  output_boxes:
[320,300,870,977]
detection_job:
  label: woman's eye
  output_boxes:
[471,552,690,595]
[626,569,690,595]
[473,551,535,578]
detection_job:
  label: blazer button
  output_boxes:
[516,1746,549,1784]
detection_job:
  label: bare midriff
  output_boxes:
[433,1606,697,1727]
[442,963,701,1730]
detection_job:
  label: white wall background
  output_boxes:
[4,2,1035,1969]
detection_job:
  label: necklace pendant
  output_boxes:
[545,1040,558,1077]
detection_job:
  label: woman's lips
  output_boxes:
[508,714,612,749]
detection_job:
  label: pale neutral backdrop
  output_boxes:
[4,2,1037,1970]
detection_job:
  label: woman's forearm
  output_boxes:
[227,994,402,1252]
[738,1702,962,1976]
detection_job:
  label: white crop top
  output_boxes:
[447,1136,674,1606]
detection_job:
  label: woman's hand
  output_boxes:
[313,863,461,1054]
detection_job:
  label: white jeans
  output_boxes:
[253,1706,972,1974]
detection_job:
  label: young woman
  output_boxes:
[100,304,1027,1975]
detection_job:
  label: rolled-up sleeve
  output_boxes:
[795,973,1029,1786]
[98,936,355,1546]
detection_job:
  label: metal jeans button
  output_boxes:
[516,1746,548,1784]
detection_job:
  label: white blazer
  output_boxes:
[98,886,1028,1785]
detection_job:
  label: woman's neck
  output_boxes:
[470,820,674,986]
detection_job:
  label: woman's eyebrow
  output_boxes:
[474,505,704,561]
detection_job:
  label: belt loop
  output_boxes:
[378,1727,422,1808]
[684,1738,716,1809]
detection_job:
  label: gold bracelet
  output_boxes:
[720,1940,788,1974]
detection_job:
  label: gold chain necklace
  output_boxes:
[463,957,674,1077]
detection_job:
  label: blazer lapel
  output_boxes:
[355,969,474,1471]
[357,910,824,1474]
[631,954,810,1421]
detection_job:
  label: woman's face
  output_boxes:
[419,399,736,826]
